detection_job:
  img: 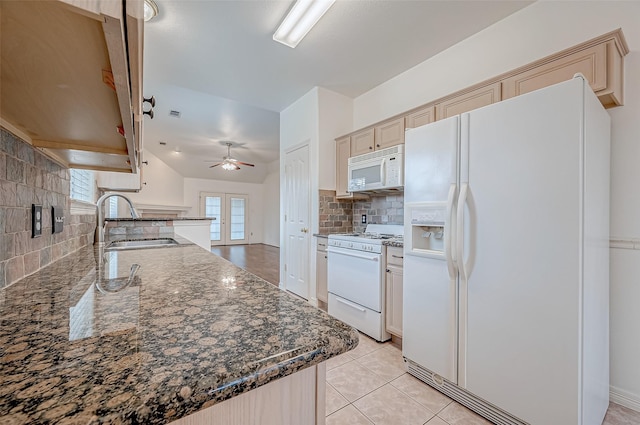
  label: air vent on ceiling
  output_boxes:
[169,110,181,118]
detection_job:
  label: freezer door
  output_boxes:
[403,254,457,383]
[404,116,459,204]
[458,78,587,424]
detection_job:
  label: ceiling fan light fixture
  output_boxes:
[222,162,238,171]
[144,0,159,22]
[273,0,336,48]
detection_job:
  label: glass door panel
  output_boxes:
[200,192,249,246]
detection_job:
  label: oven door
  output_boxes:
[327,245,384,312]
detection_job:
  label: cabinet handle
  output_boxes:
[143,95,156,107]
[324,255,327,259]
[376,144,380,148]
[386,269,390,273]
[391,254,404,259]
[369,146,373,150]
[143,109,154,119]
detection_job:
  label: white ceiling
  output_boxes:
[142,0,532,183]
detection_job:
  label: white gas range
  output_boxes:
[327,224,403,342]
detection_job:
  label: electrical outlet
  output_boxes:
[32,204,42,238]
[361,214,367,224]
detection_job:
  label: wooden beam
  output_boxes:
[32,139,128,155]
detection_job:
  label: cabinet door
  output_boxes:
[436,82,501,120]
[316,250,328,303]
[350,128,375,156]
[386,263,403,337]
[375,117,404,150]
[335,136,351,198]
[502,43,607,101]
[405,106,435,129]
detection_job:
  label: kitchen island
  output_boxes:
[0,239,358,424]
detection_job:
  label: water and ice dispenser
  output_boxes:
[406,203,447,256]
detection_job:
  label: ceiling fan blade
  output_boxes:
[237,161,255,167]
[209,163,222,168]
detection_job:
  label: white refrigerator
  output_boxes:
[403,77,610,425]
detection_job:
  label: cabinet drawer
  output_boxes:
[386,246,404,266]
[316,238,328,252]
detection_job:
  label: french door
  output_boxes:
[200,192,249,246]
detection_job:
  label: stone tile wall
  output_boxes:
[352,194,404,234]
[318,190,353,235]
[105,220,174,239]
[0,129,97,288]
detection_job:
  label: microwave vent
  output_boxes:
[349,145,404,165]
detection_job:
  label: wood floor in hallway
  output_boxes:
[210,244,280,287]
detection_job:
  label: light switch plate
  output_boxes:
[361,214,367,224]
[52,206,64,234]
[32,204,42,238]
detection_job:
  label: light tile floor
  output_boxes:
[326,333,640,425]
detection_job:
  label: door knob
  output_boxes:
[301,228,308,233]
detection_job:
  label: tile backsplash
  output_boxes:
[352,194,404,234]
[318,190,353,234]
[317,190,404,235]
[0,128,97,288]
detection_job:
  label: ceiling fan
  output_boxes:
[207,142,255,170]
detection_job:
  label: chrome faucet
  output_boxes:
[95,194,139,245]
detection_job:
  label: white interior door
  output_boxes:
[284,144,310,299]
[200,192,249,246]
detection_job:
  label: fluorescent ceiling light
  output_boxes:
[273,0,336,48]
[144,0,159,22]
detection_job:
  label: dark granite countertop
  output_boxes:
[313,234,329,239]
[0,242,359,424]
[105,217,212,221]
[383,239,404,248]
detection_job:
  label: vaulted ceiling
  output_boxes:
[142,0,532,183]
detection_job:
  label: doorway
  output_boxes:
[200,192,249,246]
[283,144,310,299]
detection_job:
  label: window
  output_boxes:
[108,197,118,218]
[70,169,94,203]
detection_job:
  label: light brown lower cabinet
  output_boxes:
[168,363,326,425]
[385,246,404,337]
[316,239,328,303]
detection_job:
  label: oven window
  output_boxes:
[352,164,381,184]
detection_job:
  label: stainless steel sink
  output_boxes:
[105,238,179,251]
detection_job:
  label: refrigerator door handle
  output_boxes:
[456,183,469,280]
[445,183,457,280]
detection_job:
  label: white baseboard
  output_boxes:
[610,386,640,412]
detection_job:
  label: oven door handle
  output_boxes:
[328,247,379,262]
[336,297,367,313]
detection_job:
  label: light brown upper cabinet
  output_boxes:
[350,118,405,157]
[336,136,352,198]
[436,82,502,120]
[336,136,369,199]
[405,106,436,129]
[350,128,376,156]
[375,117,405,150]
[0,0,144,173]
[503,36,627,108]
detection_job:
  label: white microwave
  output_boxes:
[348,145,404,192]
